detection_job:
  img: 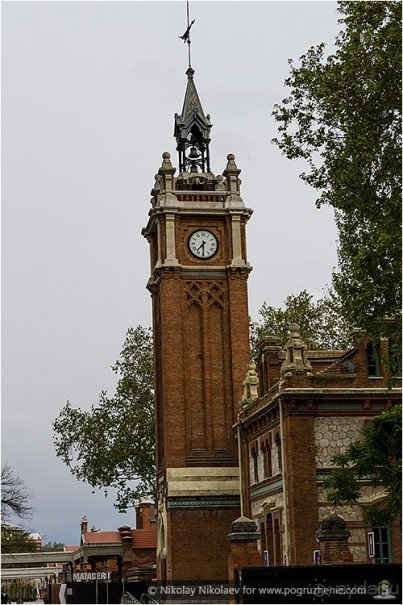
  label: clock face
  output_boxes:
[188,230,218,259]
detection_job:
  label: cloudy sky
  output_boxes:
[2,0,340,545]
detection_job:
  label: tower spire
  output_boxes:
[174,69,212,174]
[175,4,212,174]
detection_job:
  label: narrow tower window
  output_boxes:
[366,343,381,377]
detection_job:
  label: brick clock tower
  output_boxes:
[142,67,253,581]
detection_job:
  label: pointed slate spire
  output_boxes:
[174,68,212,174]
[180,67,207,122]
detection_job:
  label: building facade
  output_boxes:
[238,325,401,567]
[71,502,156,583]
[142,67,253,581]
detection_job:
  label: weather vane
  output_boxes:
[178,1,195,68]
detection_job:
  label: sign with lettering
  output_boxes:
[72,572,110,582]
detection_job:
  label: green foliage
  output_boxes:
[41,541,65,552]
[324,405,402,527]
[250,289,351,361]
[272,2,401,354]
[53,326,155,512]
[1,525,38,556]
[2,579,37,602]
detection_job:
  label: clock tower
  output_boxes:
[142,67,253,581]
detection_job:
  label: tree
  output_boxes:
[324,405,402,528]
[1,464,33,524]
[53,326,155,512]
[1,464,36,555]
[41,541,65,552]
[1,526,39,555]
[250,289,351,361]
[272,2,401,356]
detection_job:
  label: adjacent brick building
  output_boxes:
[237,324,401,567]
[71,501,156,583]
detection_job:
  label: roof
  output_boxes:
[131,529,156,549]
[83,531,121,544]
[316,352,356,376]
[174,67,212,142]
[180,67,208,123]
[80,529,156,549]
[65,545,79,552]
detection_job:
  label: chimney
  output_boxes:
[81,516,88,534]
[136,501,155,530]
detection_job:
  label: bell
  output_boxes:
[188,146,200,159]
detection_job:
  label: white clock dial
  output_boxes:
[188,230,218,259]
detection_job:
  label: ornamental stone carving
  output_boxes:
[281,323,313,376]
[241,363,259,405]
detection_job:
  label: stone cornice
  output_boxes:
[146,263,251,290]
[238,389,400,433]
[72,543,123,563]
[275,387,401,395]
[142,196,253,236]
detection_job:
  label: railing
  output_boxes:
[120,588,164,604]
[120,591,141,604]
[140,593,164,604]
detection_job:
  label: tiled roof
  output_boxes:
[65,545,79,552]
[131,529,156,549]
[83,531,121,544]
[316,353,356,375]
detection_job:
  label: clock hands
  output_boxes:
[196,240,206,256]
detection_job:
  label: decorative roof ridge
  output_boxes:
[308,349,348,354]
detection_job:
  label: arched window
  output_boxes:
[251,444,259,484]
[261,439,272,479]
[275,433,282,473]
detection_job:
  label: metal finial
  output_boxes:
[178,1,195,68]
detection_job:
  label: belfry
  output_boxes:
[142,61,253,580]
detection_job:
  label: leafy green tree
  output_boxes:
[272,2,401,355]
[324,405,402,527]
[1,525,38,556]
[41,541,65,552]
[250,289,351,360]
[53,326,155,512]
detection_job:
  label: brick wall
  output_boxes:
[283,414,318,565]
[167,506,240,581]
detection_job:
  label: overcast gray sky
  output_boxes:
[2,0,340,545]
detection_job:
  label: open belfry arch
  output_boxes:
[142,60,253,580]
